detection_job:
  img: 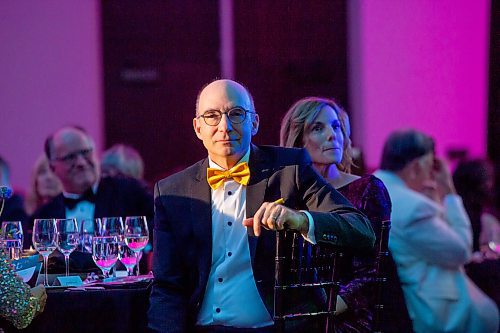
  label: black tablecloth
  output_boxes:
[2,283,151,333]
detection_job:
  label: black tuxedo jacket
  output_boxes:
[30,176,153,271]
[148,145,374,332]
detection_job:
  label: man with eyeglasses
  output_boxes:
[31,126,153,272]
[148,79,374,333]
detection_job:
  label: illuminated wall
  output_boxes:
[348,0,491,170]
[0,0,103,192]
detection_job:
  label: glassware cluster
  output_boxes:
[29,216,149,285]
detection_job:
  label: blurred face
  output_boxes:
[49,128,99,194]
[193,80,259,169]
[36,161,61,199]
[410,153,435,192]
[303,106,344,166]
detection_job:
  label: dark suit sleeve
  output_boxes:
[297,152,375,250]
[148,182,188,333]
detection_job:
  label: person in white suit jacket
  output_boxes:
[374,129,498,333]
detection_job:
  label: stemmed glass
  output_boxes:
[93,217,123,278]
[92,235,119,278]
[56,218,79,276]
[119,245,138,276]
[80,218,102,253]
[124,216,149,276]
[1,221,23,260]
[32,219,57,286]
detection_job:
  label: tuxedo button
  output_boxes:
[227,221,232,226]
[228,252,232,257]
[228,191,233,195]
[216,308,221,313]
[218,277,223,282]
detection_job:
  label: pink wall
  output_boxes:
[0,1,103,193]
[348,0,491,170]
[0,0,492,191]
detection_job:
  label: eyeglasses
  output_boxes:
[197,107,255,126]
[53,148,93,164]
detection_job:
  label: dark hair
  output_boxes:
[44,125,89,160]
[380,129,435,171]
[453,159,493,203]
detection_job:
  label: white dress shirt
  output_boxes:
[197,150,274,328]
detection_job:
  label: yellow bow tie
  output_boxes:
[207,162,251,190]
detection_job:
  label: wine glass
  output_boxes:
[1,221,23,260]
[124,216,149,276]
[56,218,80,276]
[102,217,124,276]
[92,235,119,278]
[32,219,57,286]
[80,218,102,253]
[119,244,138,276]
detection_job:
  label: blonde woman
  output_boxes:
[280,97,391,332]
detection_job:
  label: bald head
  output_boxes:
[196,79,255,117]
[193,79,259,169]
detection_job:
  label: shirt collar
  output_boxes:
[63,181,99,199]
[208,148,251,170]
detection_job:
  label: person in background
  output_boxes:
[101,143,145,180]
[374,129,499,333]
[25,154,63,216]
[148,79,374,332]
[31,126,153,273]
[0,156,28,228]
[0,249,46,330]
[280,97,393,332]
[453,158,500,308]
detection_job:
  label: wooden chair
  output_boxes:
[274,230,341,333]
[373,219,414,333]
[372,219,391,333]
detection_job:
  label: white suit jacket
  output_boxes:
[374,170,498,333]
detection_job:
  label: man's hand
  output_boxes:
[242,201,309,236]
[433,158,456,198]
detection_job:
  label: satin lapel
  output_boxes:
[246,145,271,260]
[193,159,212,279]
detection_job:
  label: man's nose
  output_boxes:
[73,153,89,166]
[218,113,233,131]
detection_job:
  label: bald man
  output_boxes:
[148,80,374,332]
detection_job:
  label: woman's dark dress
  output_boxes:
[333,175,391,332]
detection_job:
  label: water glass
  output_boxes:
[1,221,23,260]
[80,218,102,253]
[32,219,57,286]
[92,236,119,278]
[119,244,138,276]
[124,216,149,276]
[56,218,79,276]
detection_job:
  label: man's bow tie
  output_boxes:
[207,162,250,190]
[64,189,96,209]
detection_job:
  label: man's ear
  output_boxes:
[251,113,260,136]
[193,117,203,140]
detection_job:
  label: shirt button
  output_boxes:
[216,308,221,313]
[228,252,232,257]
[218,277,223,282]
[227,221,232,226]
[228,191,232,195]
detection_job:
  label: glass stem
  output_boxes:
[43,255,49,286]
[65,255,69,276]
[135,252,140,276]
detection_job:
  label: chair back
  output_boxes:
[274,230,340,333]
